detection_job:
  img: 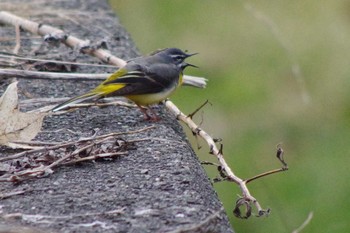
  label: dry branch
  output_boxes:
[0,11,126,67]
[0,53,117,68]
[0,67,207,88]
[0,11,207,88]
[292,212,314,233]
[0,126,155,182]
[0,68,108,81]
[0,11,287,218]
[165,100,272,217]
[0,126,154,162]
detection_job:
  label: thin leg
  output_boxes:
[136,105,160,122]
[137,105,151,120]
[148,106,160,122]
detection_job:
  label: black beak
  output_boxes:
[181,62,198,69]
[185,52,198,58]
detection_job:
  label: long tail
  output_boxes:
[51,91,102,112]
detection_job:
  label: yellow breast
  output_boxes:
[126,85,177,106]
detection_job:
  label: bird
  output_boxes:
[51,48,197,121]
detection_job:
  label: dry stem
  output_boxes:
[165,100,268,216]
[0,11,126,67]
[0,126,154,162]
[0,53,117,68]
[0,11,287,217]
[0,68,109,81]
[291,212,314,233]
[0,127,154,182]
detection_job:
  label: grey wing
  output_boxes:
[103,63,181,96]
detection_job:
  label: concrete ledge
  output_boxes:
[0,0,234,232]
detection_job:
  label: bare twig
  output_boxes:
[166,100,289,217]
[165,100,269,216]
[0,11,126,67]
[12,24,21,54]
[0,68,109,81]
[0,126,154,162]
[62,152,127,165]
[0,190,26,199]
[0,143,68,162]
[187,100,210,119]
[43,136,115,171]
[0,68,207,89]
[0,11,207,88]
[244,145,288,183]
[0,68,206,89]
[245,168,287,184]
[11,140,61,146]
[200,161,220,166]
[0,135,155,182]
[292,212,314,233]
[0,53,117,68]
[0,11,287,218]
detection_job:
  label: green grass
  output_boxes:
[110,1,350,232]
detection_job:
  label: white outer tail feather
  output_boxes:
[51,93,101,112]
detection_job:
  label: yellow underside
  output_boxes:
[126,85,177,106]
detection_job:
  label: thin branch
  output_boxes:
[62,152,127,165]
[200,161,220,166]
[0,136,155,182]
[0,12,207,88]
[164,100,266,214]
[11,140,61,146]
[245,168,287,184]
[0,11,206,88]
[0,53,117,68]
[0,68,206,89]
[0,126,154,162]
[0,11,287,218]
[0,190,26,199]
[44,136,115,171]
[12,24,21,54]
[187,100,210,119]
[0,68,108,81]
[292,212,314,233]
[0,11,126,67]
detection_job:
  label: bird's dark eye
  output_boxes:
[176,56,183,61]
[171,55,184,62]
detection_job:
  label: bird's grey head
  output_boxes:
[156,48,198,70]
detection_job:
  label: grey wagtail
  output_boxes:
[51,48,197,121]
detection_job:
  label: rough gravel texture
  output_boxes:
[0,0,234,232]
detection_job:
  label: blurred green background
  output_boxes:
[110,1,350,232]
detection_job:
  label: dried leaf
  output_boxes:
[233,198,252,219]
[0,82,46,148]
